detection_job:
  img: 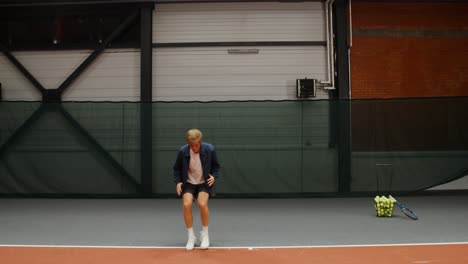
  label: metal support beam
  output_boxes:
[140,4,153,102]
[0,104,44,158]
[56,9,139,95]
[336,100,351,193]
[58,105,141,192]
[1,6,148,196]
[333,0,352,193]
[43,89,62,101]
[0,43,46,94]
[1,9,138,101]
[140,102,152,195]
[140,4,153,195]
[0,158,33,193]
[0,102,141,193]
[334,0,351,100]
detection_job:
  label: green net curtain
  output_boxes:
[0,98,467,197]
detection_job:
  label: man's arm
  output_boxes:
[173,149,183,183]
[210,147,221,178]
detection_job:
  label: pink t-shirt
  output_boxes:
[187,148,204,184]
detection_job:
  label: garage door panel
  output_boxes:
[154,3,325,43]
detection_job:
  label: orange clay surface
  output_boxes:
[1,244,467,264]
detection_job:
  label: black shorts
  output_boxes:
[181,182,211,199]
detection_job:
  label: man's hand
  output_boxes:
[207,174,215,186]
[176,182,183,196]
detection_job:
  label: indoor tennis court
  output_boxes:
[1,0,468,263]
[1,196,468,263]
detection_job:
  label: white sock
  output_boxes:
[187,227,195,237]
[202,226,209,233]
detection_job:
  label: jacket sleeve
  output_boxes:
[210,147,221,178]
[173,149,183,183]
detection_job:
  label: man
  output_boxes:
[173,129,220,250]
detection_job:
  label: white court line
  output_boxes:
[0,242,467,249]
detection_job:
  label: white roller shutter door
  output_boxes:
[153,2,328,101]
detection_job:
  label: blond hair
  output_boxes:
[186,129,203,143]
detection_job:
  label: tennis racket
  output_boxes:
[389,195,418,220]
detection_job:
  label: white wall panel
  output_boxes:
[153,46,328,101]
[0,49,140,101]
[154,2,325,43]
[63,49,140,101]
[0,54,42,101]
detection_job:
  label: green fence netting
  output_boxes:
[0,97,467,197]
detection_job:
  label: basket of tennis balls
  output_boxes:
[374,196,394,217]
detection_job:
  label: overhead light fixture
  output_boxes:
[227,49,259,54]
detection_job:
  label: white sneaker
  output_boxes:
[185,235,196,250]
[200,230,209,249]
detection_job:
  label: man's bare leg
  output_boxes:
[183,193,194,227]
[197,192,210,249]
[182,193,196,250]
[198,192,210,226]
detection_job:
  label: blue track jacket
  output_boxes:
[173,142,221,184]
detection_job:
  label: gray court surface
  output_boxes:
[0,195,467,247]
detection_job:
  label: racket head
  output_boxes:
[389,195,418,220]
[401,206,418,220]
